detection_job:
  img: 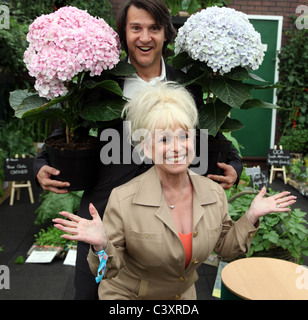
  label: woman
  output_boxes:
[53,82,296,300]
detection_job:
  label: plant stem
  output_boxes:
[66,124,70,144]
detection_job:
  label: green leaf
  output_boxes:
[209,77,252,109]
[35,191,83,225]
[220,117,244,132]
[9,89,37,110]
[248,73,268,83]
[10,90,47,118]
[254,83,282,90]
[108,60,136,77]
[84,79,123,97]
[171,52,194,70]
[14,256,24,264]
[81,98,126,122]
[241,99,279,110]
[9,89,68,119]
[187,0,201,14]
[198,100,231,136]
[224,67,250,81]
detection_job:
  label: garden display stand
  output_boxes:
[269,145,287,184]
[10,180,34,206]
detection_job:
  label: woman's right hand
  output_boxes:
[53,203,107,252]
[37,165,70,194]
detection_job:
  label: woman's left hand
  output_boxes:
[246,186,297,225]
[53,203,107,251]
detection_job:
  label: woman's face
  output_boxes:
[143,124,195,176]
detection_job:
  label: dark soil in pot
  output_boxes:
[44,135,103,191]
[207,137,232,175]
[191,133,232,176]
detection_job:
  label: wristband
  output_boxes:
[95,249,108,283]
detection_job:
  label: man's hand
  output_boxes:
[207,162,238,190]
[37,165,70,194]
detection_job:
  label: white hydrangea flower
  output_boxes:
[175,6,264,75]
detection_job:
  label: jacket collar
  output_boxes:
[133,166,217,207]
[133,166,217,234]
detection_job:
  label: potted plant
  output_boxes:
[286,159,308,197]
[27,226,77,261]
[171,6,278,172]
[9,6,136,190]
[34,190,83,225]
[279,128,308,158]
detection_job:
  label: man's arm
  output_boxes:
[34,127,70,193]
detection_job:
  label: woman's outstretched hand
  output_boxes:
[245,186,297,225]
[53,203,107,252]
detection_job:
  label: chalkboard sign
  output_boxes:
[245,167,261,176]
[251,171,269,190]
[245,167,268,190]
[4,158,34,181]
[267,149,290,166]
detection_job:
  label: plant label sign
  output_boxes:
[245,167,261,176]
[4,158,34,181]
[267,149,290,166]
[245,167,269,189]
[251,171,269,190]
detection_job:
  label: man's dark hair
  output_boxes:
[116,0,177,53]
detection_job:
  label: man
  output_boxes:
[35,0,242,299]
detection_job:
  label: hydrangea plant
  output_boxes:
[24,6,120,100]
[9,6,135,143]
[175,6,264,74]
[173,6,278,136]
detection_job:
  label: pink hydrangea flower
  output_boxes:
[24,6,120,99]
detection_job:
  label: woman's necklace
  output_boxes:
[162,178,189,210]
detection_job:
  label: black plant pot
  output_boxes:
[207,137,232,176]
[44,135,102,191]
[191,134,232,176]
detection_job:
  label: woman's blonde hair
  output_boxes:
[122,82,198,145]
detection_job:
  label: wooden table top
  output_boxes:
[221,257,308,300]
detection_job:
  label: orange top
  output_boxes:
[178,232,192,268]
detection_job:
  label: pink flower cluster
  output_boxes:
[24,6,120,99]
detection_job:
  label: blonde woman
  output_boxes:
[54,82,296,300]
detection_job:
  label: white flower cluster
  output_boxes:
[175,6,264,74]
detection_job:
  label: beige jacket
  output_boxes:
[88,166,258,300]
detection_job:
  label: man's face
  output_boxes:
[125,5,166,78]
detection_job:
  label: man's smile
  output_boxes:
[138,46,153,52]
